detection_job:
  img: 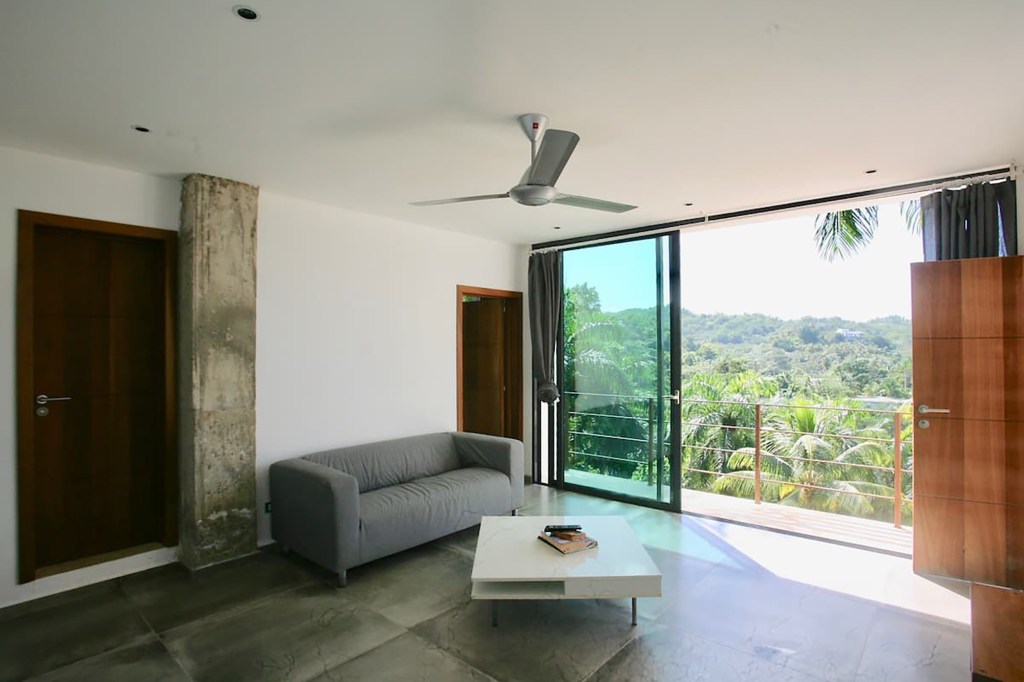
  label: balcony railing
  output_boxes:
[565,391,914,528]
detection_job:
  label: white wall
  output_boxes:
[0,146,530,607]
[0,146,181,608]
[255,193,525,544]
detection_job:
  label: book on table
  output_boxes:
[538,531,598,554]
[550,529,586,541]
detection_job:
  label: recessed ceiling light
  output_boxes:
[865,169,878,174]
[232,5,259,21]
[130,125,150,133]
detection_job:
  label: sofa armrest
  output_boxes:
[269,458,360,573]
[452,432,525,510]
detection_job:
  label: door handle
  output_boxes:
[35,394,71,405]
[917,404,950,415]
[664,390,680,405]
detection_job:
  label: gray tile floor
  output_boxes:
[0,486,972,681]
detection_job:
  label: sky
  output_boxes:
[562,200,923,321]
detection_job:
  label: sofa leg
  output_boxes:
[511,508,518,516]
[336,570,347,588]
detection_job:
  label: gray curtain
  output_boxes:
[922,180,1017,261]
[528,250,563,403]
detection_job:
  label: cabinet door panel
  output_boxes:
[964,500,1007,586]
[972,583,1024,681]
[913,495,964,579]
[1008,504,1024,589]
[961,257,1007,338]
[962,339,1005,420]
[914,417,963,501]
[911,260,961,338]
[964,420,1006,505]
[912,338,963,417]
[1008,429,1024,508]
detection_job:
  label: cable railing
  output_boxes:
[564,390,914,528]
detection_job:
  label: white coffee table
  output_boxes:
[471,515,662,626]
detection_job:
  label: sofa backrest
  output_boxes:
[302,432,461,493]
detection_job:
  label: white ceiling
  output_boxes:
[1,1,1022,245]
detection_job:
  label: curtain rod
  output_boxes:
[530,165,1014,252]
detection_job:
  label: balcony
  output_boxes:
[564,391,913,556]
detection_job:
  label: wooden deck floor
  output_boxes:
[680,488,912,557]
[563,470,912,556]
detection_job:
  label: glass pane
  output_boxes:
[562,236,671,502]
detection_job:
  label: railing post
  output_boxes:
[893,411,903,528]
[754,403,762,505]
[647,398,655,486]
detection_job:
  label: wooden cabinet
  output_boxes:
[911,256,1024,590]
[971,583,1024,682]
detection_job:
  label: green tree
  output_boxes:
[814,201,922,261]
[712,400,912,523]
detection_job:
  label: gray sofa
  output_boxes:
[269,432,524,585]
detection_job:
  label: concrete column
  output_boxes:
[178,174,258,569]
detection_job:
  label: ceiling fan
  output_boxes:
[411,114,637,213]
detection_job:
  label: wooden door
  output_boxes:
[462,298,506,436]
[911,255,1024,589]
[456,285,523,441]
[17,211,177,582]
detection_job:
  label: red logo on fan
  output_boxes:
[533,123,539,129]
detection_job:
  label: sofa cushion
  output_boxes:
[358,467,511,563]
[302,433,461,493]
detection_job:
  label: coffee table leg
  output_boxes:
[631,598,637,626]
[492,601,498,627]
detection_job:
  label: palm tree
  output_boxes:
[712,401,910,522]
[563,283,653,478]
[677,371,776,489]
[814,201,922,261]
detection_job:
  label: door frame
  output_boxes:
[456,285,523,440]
[16,210,178,583]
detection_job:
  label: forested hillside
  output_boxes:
[564,283,915,524]
[582,286,912,400]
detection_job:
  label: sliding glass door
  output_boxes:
[559,233,681,511]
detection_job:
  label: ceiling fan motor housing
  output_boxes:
[510,184,557,206]
[518,113,549,143]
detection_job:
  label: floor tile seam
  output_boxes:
[155,580,328,639]
[155,636,198,682]
[659,621,825,676]
[749,594,875,682]
[117,579,160,636]
[845,606,914,679]
[17,582,162,679]
[699,629,835,681]
[321,629,500,682]
[577,624,643,682]
[411,635,504,682]
[301,628,410,682]
[369,600,450,631]
[118,582,197,682]
[118,568,320,635]
[0,584,124,624]
[20,631,162,682]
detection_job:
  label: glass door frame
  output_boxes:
[554,231,682,513]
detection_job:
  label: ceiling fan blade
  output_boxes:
[527,130,580,186]
[552,194,637,213]
[411,193,509,206]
